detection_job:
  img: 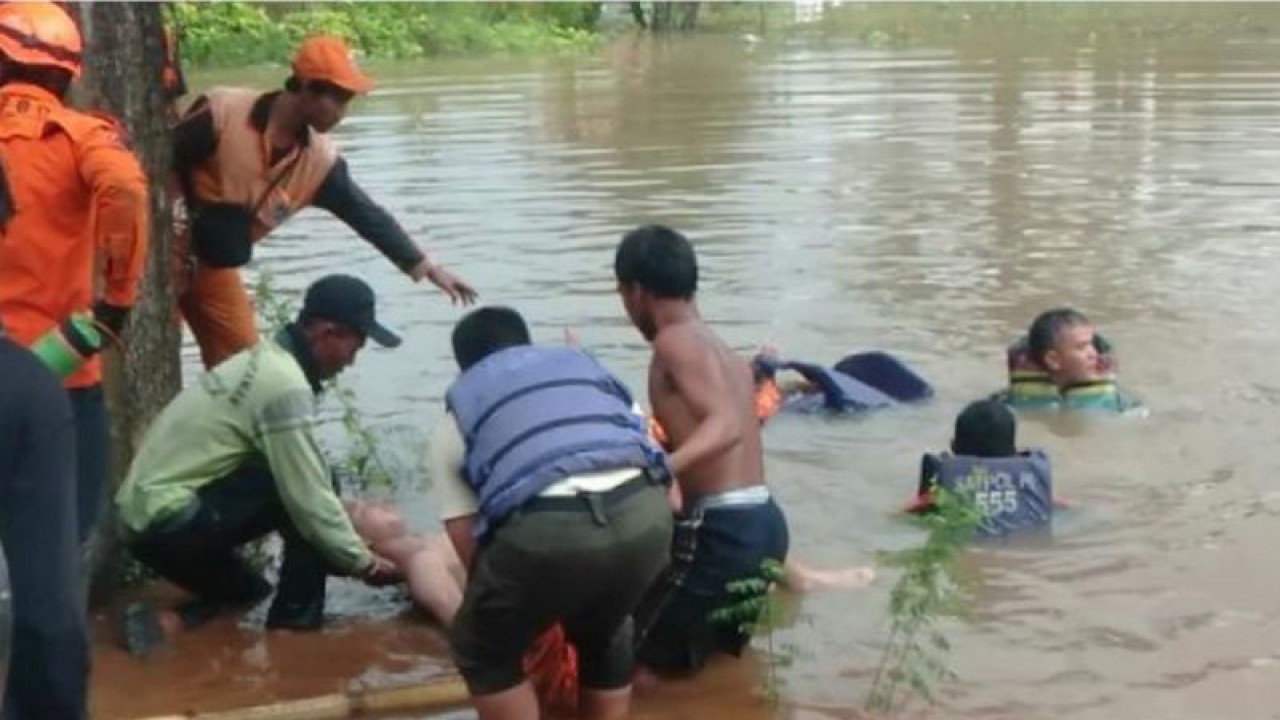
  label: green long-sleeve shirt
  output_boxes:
[115,328,373,575]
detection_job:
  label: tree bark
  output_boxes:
[71,1,182,604]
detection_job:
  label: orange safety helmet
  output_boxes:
[0,1,82,77]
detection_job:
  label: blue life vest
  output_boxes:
[920,450,1053,538]
[753,351,932,413]
[445,345,668,537]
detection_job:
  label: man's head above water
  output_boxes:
[1027,308,1101,388]
[952,399,1017,458]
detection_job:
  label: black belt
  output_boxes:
[524,471,658,525]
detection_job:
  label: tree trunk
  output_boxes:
[634,2,700,33]
[71,1,182,605]
[629,1,648,29]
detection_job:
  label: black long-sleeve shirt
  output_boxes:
[172,92,425,273]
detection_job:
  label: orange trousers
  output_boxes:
[176,258,259,370]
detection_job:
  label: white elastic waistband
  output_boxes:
[690,485,770,512]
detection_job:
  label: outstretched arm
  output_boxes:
[312,159,477,304]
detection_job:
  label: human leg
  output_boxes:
[635,495,791,677]
[179,264,258,369]
[563,485,672,718]
[449,517,554,720]
[67,385,108,544]
[347,501,465,625]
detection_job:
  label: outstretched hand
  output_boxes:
[412,261,478,305]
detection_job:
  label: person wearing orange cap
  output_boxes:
[0,1,150,546]
[173,34,477,370]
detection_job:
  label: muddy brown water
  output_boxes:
[95,25,1280,720]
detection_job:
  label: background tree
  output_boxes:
[70,1,182,602]
[630,2,701,32]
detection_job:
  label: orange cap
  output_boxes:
[0,1,83,77]
[291,34,372,94]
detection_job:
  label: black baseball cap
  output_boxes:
[299,274,401,348]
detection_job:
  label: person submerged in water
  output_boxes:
[749,344,933,419]
[997,308,1140,413]
[907,399,1064,538]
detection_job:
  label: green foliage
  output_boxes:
[811,2,1280,49]
[709,558,794,705]
[169,2,601,68]
[866,487,982,715]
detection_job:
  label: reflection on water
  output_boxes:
[98,18,1280,720]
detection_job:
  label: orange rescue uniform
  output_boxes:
[173,87,426,369]
[174,87,340,368]
[0,82,148,388]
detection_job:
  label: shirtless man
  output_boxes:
[615,224,791,677]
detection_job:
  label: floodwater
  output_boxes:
[96,17,1280,720]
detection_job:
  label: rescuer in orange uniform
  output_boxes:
[173,34,477,369]
[0,1,150,543]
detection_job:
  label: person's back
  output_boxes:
[911,399,1054,539]
[0,1,149,545]
[0,78,145,364]
[116,338,314,534]
[614,225,763,502]
[433,306,672,720]
[0,334,88,719]
[650,321,764,500]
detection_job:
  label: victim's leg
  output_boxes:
[348,501,466,625]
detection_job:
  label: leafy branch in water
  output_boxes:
[866,487,982,715]
[709,558,795,706]
[253,270,395,493]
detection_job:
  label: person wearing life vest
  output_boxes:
[907,399,1056,539]
[0,1,150,543]
[172,34,477,370]
[0,325,90,719]
[114,275,402,655]
[749,346,934,417]
[430,306,672,720]
[997,308,1141,412]
[650,344,933,447]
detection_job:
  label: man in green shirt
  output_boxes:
[116,274,400,653]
